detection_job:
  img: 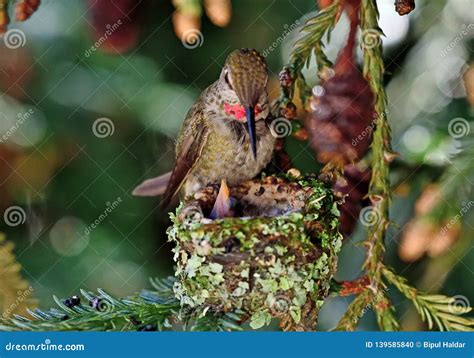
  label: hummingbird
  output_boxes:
[133,48,276,212]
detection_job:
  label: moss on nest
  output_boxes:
[167,173,342,331]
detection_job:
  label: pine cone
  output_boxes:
[305,0,375,166]
[0,44,33,99]
[88,0,139,54]
[395,0,415,16]
[15,0,41,21]
[0,0,9,34]
[333,162,371,237]
[172,0,202,41]
[204,0,231,27]
[0,144,21,211]
[398,184,461,262]
[306,71,375,166]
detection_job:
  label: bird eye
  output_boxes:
[224,69,233,90]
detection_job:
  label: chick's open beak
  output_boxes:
[245,106,257,160]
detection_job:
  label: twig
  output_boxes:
[383,268,474,331]
[357,0,399,330]
[283,0,341,107]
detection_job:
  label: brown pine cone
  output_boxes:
[395,0,415,16]
[273,141,292,172]
[0,0,9,34]
[333,162,371,237]
[204,0,231,28]
[306,70,375,165]
[398,185,461,262]
[15,0,41,21]
[88,0,139,54]
[0,43,33,99]
[305,0,375,166]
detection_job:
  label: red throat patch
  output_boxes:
[224,103,261,121]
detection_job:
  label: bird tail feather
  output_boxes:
[132,172,172,197]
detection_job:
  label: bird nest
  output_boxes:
[167,172,342,331]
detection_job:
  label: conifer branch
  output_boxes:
[0,277,244,332]
[383,268,474,331]
[282,1,341,106]
[291,1,340,72]
[358,0,398,331]
[335,289,372,331]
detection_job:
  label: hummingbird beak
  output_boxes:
[245,106,257,160]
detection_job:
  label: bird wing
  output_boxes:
[160,118,209,208]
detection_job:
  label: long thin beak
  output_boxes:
[245,106,257,160]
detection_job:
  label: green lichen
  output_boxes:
[168,174,342,331]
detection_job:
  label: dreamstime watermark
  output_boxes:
[351,113,387,147]
[84,20,123,57]
[3,206,27,227]
[354,286,390,322]
[3,28,26,49]
[0,108,34,143]
[262,20,300,57]
[83,197,122,236]
[5,339,85,352]
[92,117,115,138]
[181,29,204,49]
[89,295,115,315]
[269,118,292,138]
[2,286,34,319]
[448,295,470,315]
[359,206,382,227]
[440,200,473,235]
[361,29,381,50]
[448,117,470,139]
[440,23,474,57]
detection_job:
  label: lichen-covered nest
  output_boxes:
[167,173,342,331]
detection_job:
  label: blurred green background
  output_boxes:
[0,0,472,330]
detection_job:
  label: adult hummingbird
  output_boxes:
[133,48,276,211]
